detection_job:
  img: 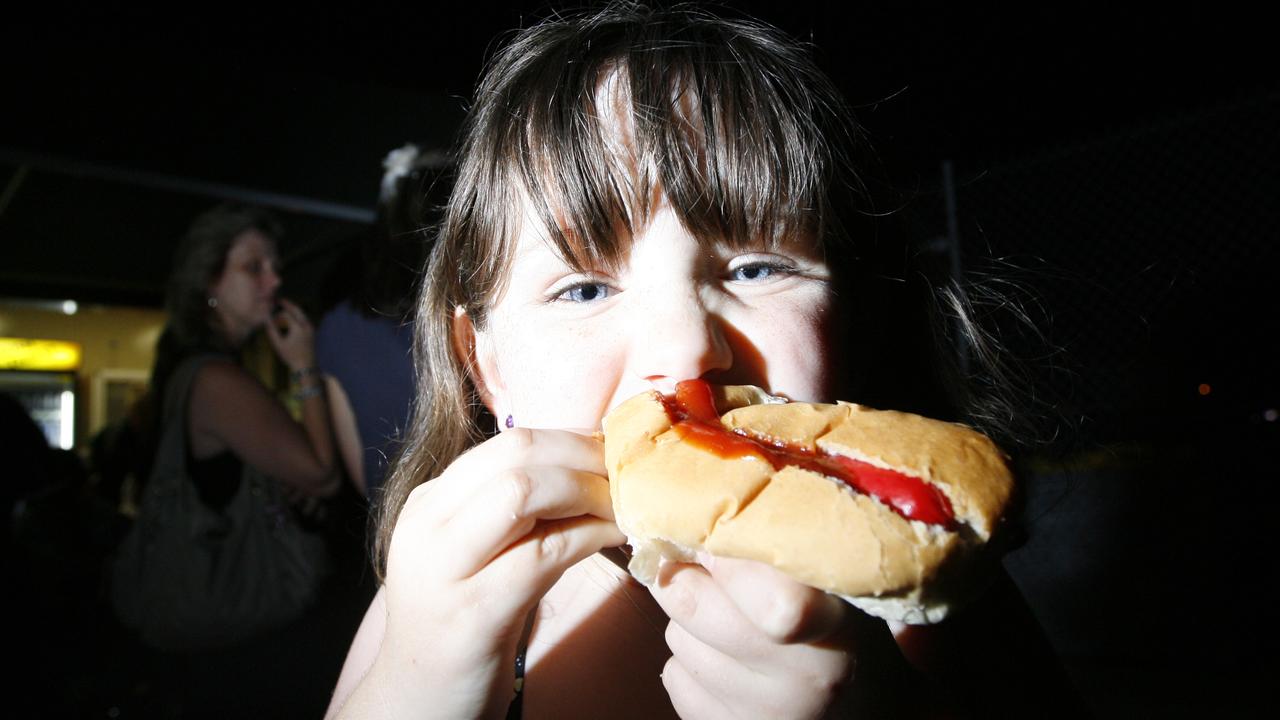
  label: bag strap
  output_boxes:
[146,354,225,496]
[160,354,223,426]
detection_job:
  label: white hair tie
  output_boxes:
[380,143,421,201]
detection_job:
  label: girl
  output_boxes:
[328,5,1072,718]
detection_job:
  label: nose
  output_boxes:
[628,286,733,391]
[263,262,283,292]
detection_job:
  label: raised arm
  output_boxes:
[327,429,624,719]
[188,299,339,496]
[324,374,367,495]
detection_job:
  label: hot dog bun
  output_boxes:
[601,382,1016,624]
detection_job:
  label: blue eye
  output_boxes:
[730,262,790,282]
[557,282,611,303]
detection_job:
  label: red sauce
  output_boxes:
[663,380,956,528]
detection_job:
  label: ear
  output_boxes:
[451,305,504,415]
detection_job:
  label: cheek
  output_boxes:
[744,297,836,403]
[490,315,623,430]
[218,277,250,306]
[762,321,832,400]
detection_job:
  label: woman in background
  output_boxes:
[142,203,340,507]
[119,203,344,719]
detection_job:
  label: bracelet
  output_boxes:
[292,384,323,401]
[289,366,321,384]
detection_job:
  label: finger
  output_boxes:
[461,427,606,475]
[477,515,626,613]
[263,313,285,345]
[427,429,606,513]
[703,555,848,643]
[657,564,857,714]
[664,619,760,698]
[275,297,302,316]
[651,563,772,662]
[274,298,311,329]
[664,620,815,719]
[381,491,623,625]
[661,654,734,720]
[652,562,848,669]
[439,466,616,577]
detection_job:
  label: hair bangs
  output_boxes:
[475,7,852,278]
[630,27,835,254]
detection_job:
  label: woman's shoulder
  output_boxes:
[189,355,246,380]
[156,352,242,400]
[187,356,264,401]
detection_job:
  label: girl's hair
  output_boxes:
[374,3,1033,574]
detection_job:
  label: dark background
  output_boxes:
[3,2,1276,717]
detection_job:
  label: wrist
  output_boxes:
[289,365,321,384]
[374,635,505,720]
[292,384,324,402]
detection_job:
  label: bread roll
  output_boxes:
[602,381,1015,624]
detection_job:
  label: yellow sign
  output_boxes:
[0,337,82,371]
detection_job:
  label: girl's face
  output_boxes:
[208,229,282,345]
[463,195,836,431]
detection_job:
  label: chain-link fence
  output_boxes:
[953,89,1278,447]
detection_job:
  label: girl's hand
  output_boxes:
[651,556,857,720]
[264,297,317,371]
[377,429,625,719]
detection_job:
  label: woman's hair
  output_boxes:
[374,3,1036,574]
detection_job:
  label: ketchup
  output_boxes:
[663,379,956,528]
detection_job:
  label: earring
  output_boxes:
[207,297,218,308]
[504,414,515,429]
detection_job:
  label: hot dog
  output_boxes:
[601,379,1016,624]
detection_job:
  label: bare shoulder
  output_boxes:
[189,358,275,411]
[187,357,281,450]
[191,356,257,391]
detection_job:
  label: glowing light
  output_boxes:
[59,390,75,449]
[0,337,82,370]
[61,300,78,315]
[1265,409,1278,423]
[1197,383,1212,396]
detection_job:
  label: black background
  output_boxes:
[3,2,1272,306]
